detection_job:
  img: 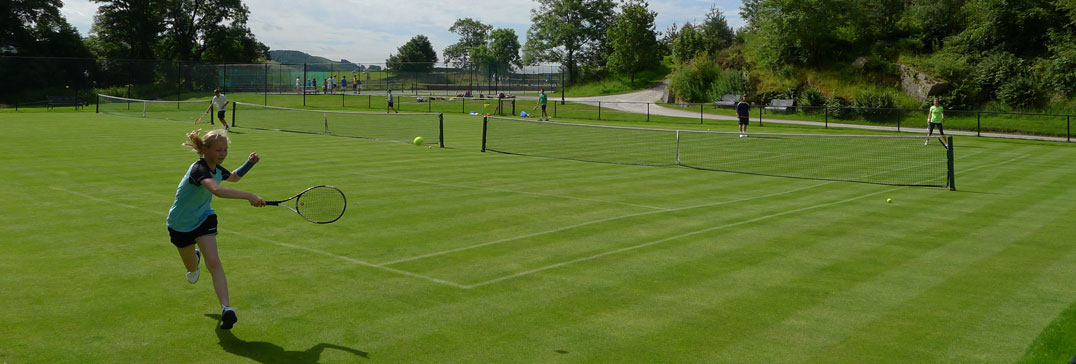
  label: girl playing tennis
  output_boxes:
[167,129,264,330]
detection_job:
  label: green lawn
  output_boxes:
[2,108,1076,363]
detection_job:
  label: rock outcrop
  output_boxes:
[900,63,951,102]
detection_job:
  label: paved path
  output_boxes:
[522,80,1070,143]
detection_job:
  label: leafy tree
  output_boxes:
[671,23,704,62]
[605,0,660,82]
[89,0,266,62]
[160,0,267,62]
[949,0,1062,56]
[90,0,165,60]
[443,18,492,67]
[387,35,438,73]
[1,0,93,57]
[740,0,847,65]
[523,0,617,83]
[698,5,735,55]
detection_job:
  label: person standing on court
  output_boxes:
[537,88,550,121]
[926,96,946,146]
[386,89,398,113]
[736,94,751,137]
[207,89,230,131]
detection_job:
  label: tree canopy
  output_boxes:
[387,35,438,73]
[605,0,660,82]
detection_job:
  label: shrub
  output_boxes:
[797,85,827,112]
[852,91,895,121]
[997,74,1045,110]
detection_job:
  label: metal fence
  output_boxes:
[0,56,563,109]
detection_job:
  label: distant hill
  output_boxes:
[268,50,363,72]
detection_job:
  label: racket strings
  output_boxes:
[295,187,346,223]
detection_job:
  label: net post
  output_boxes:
[231,101,237,128]
[95,94,99,113]
[675,130,681,165]
[947,136,956,191]
[439,113,445,148]
[481,116,488,152]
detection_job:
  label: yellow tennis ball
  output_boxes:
[887,198,892,203]
[413,136,424,146]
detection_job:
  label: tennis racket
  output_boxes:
[267,185,347,224]
[195,109,209,124]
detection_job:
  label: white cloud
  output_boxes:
[60,0,746,62]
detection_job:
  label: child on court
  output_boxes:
[386,89,398,113]
[167,128,265,330]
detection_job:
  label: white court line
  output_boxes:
[462,152,1028,288]
[48,186,467,289]
[359,171,673,211]
[381,151,987,266]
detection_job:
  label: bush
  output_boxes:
[797,85,826,113]
[1044,38,1076,97]
[709,69,747,101]
[852,91,895,121]
[997,74,1045,110]
[668,55,742,103]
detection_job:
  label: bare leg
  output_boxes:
[196,234,230,307]
[177,244,199,272]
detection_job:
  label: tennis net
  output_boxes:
[233,102,444,146]
[97,94,211,122]
[482,116,954,188]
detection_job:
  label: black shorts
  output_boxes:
[738,117,749,125]
[168,215,218,248]
[217,110,226,120]
[541,104,547,112]
[929,123,944,133]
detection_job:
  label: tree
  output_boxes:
[90,0,165,60]
[523,0,617,83]
[89,0,266,62]
[671,23,704,62]
[160,0,268,62]
[1,0,92,57]
[387,35,438,73]
[442,18,492,67]
[606,0,660,82]
[739,0,847,65]
[698,5,735,55]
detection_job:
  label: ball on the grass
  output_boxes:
[413,136,424,146]
[887,198,892,203]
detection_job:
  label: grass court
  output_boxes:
[3,106,1076,363]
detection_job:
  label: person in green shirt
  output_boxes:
[537,88,549,121]
[925,97,946,146]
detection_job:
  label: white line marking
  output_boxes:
[462,152,1029,288]
[382,151,989,266]
[49,186,466,288]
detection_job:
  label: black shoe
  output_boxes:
[220,307,238,330]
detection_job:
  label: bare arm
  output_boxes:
[201,178,265,206]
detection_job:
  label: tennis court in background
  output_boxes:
[4,107,1076,363]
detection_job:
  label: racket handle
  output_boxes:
[266,200,282,206]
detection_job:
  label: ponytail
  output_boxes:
[182,129,229,155]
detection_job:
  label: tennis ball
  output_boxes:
[413,136,424,146]
[887,198,893,203]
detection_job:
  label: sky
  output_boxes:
[58,0,745,64]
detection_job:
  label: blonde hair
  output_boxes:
[182,129,230,155]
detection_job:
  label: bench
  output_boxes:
[714,94,741,107]
[47,96,83,110]
[764,99,794,112]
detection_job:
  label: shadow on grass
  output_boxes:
[205,314,368,363]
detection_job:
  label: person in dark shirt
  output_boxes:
[736,95,751,137]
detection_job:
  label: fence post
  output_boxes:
[462,97,465,114]
[1068,115,1071,142]
[977,112,981,137]
[700,103,704,124]
[758,106,764,126]
[897,109,901,132]
[342,93,345,107]
[264,63,268,106]
[598,101,601,120]
[303,63,307,107]
[825,107,829,128]
[647,103,650,122]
